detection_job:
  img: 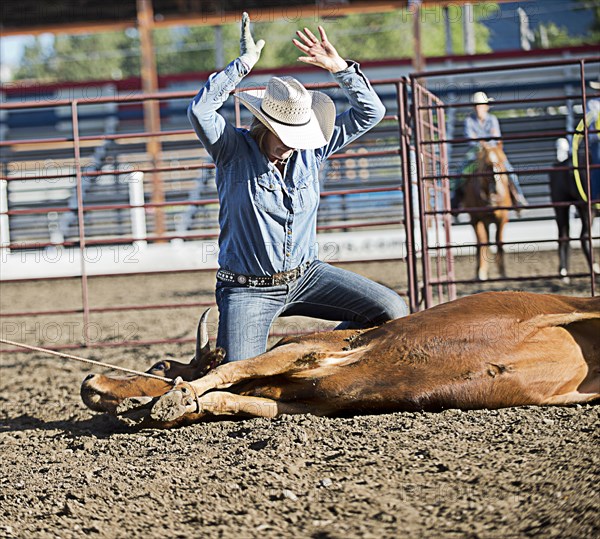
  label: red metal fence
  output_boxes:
[0,78,415,351]
[1,56,599,352]
[411,57,599,308]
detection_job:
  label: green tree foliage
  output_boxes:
[575,0,600,43]
[15,32,138,81]
[529,0,600,50]
[11,5,496,82]
[13,37,53,81]
[154,25,218,74]
[251,7,493,67]
[53,33,137,81]
[533,22,584,48]
[527,0,600,49]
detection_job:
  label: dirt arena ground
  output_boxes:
[1,248,598,538]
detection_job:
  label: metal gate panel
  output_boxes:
[410,80,456,308]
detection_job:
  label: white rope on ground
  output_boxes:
[0,338,173,382]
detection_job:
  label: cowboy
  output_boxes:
[187,13,408,362]
[452,91,528,211]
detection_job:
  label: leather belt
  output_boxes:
[217,261,312,287]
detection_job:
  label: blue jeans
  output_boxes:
[215,260,408,362]
[503,160,526,199]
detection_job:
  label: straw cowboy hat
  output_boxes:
[471,91,494,105]
[236,76,336,150]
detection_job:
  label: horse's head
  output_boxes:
[471,142,511,209]
[467,143,512,280]
[478,142,506,172]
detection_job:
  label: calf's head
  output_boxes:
[80,310,224,414]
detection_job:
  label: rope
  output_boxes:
[572,117,589,203]
[572,112,600,210]
[0,338,173,382]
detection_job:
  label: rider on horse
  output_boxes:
[451,91,528,211]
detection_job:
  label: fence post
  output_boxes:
[411,79,434,308]
[397,80,418,312]
[71,100,91,347]
[129,170,147,246]
[0,177,9,252]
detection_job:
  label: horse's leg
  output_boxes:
[496,213,507,278]
[576,204,600,275]
[555,205,570,281]
[474,220,489,280]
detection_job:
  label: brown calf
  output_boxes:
[81,291,600,428]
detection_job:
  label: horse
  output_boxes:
[462,142,512,281]
[549,139,600,283]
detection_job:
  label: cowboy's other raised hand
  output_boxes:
[239,12,265,71]
[293,26,348,73]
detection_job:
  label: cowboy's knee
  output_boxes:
[379,295,409,321]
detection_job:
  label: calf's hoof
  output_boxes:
[115,396,155,426]
[150,385,197,423]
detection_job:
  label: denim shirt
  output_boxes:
[188,58,385,276]
[464,112,501,148]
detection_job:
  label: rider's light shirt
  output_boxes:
[464,112,501,148]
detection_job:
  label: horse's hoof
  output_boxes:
[559,268,570,284]
[592,263,600,275]
[478,272,488,281]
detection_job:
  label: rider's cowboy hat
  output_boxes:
[236,76,336,150]
[471,91,494,105]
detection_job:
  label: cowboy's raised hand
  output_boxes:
[293,26,348,73]
[239,12,265,71]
